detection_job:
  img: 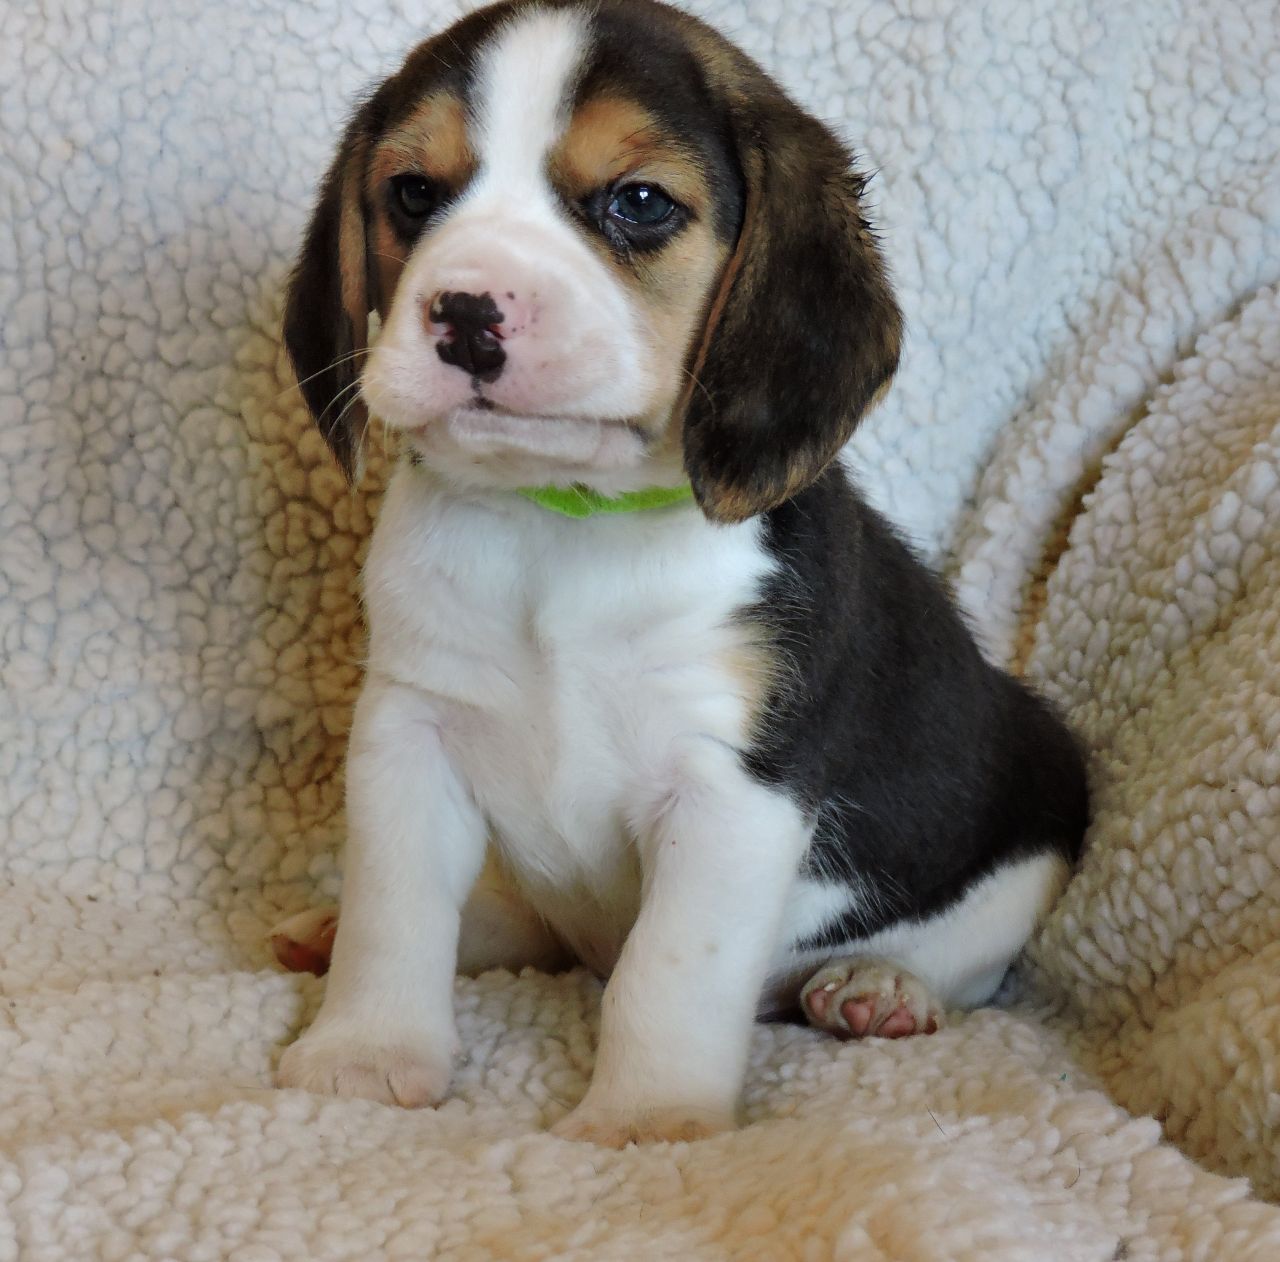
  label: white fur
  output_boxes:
[280,463,812,1131]
[854,851,1071,1006]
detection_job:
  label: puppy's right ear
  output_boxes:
[283,104,379,478]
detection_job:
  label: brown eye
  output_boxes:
[391,173,439,218]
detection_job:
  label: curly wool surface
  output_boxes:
[2,0,1279,1257]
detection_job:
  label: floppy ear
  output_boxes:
[283,107,378,479]
[681,90,903,523]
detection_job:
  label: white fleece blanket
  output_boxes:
[3,0,1280,1257]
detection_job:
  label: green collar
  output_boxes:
[517,482,695,519]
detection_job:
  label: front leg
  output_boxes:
[553,741,810,1145]
[277,678,486,1107]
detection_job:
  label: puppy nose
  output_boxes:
[428,290,507,382]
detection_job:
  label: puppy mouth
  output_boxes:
[468,398,637,424]
[395,401,654,472]
[403,402,648,440]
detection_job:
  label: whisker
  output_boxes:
[680,365,715,414]
[315,376,365,437]
[328,385,372,460]
[273,347,371,405]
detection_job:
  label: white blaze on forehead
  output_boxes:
[471,7,589,191]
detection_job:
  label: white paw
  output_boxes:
[277,1026,456,1108]
[801,957,944,1040]
[551,1102,733,1147]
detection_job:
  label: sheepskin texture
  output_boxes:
[2,0,1279,1256]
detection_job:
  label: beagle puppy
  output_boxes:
[274,0,1088,1146]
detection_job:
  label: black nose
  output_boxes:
[430,290,506,382]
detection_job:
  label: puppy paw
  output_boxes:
[270,906,338,976]
[801,958,944,1040]
[277,1027,454,1108]
[551,1103,733,1147]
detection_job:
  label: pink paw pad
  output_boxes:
[801,959,943,1040]
[269,906,339,976]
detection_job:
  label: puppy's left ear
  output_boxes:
[682,85,903,523]
[283,102,379,479]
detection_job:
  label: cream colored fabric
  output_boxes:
[3,0,1280,1256]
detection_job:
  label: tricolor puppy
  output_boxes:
[275,0,1088,1146]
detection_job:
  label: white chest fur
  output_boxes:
[362,465,779,971]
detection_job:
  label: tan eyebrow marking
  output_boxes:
[369,91,475,189]
[365,91,476,317]
[549,94,711,214]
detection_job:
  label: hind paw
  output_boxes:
[801,958,943,1039]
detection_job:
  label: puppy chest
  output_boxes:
[440,595,751,875]
[366,482,780,929]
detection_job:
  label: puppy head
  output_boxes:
[284,0,901,517]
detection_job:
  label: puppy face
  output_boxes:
[361,7,738,492]
[285,0,902,519]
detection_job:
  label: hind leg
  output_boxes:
[791,850,1070,1039]
[271,851,568,977]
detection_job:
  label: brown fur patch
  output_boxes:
[370,91,474,189]
[721,620,784,741]
[336,137,371,364]
[634,219,728,446]
[697,476,797,527]
[367,218,409,320]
